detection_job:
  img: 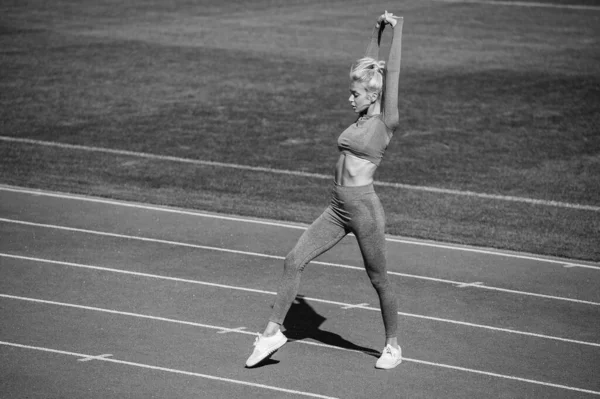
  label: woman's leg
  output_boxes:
[246,206,348,367]
[266,208,347,335]
[350,192,402,369]
[350,192,398,342]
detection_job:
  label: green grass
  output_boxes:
[1,0,599,260]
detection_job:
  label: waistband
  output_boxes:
[332,181,375,195]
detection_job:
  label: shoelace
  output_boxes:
[383,345,397,357]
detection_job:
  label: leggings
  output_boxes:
[269,183,398,338]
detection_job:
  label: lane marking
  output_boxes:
[78,353,113,362]
[436,0,600,11]
[406,356,600,396]
[217,327,247,334]
[1,258,599,348]
[1,136,598,212]
[1,184,598,270]
[386,237,600,271]
[0,340,338,399]
[1,296,599,396]
[456,282,484,288]
[341,303,369,310]
[0,293,375,356]
[0,294,261,336]
[2,219,599,306]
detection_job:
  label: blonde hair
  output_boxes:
[349,57,386,94]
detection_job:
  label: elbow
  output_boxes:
[386,114,400,130]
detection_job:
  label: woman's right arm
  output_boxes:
[364,21,384,60]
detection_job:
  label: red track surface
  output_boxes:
[1,185,599,398]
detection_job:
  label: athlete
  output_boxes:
[246,11,404,370]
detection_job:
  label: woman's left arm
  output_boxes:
[382,14,404,131]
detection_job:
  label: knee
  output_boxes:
[283,251,304,274]
[369,273,392,293]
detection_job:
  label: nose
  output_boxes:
[348,94,354,103]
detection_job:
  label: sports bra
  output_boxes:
[337,113,393,166]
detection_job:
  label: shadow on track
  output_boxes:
[283,296,379,358]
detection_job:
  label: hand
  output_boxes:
[377,10,401,28]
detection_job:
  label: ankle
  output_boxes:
[262,322,281,337]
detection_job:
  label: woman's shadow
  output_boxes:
[281,295,380,358]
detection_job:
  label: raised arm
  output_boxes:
[364,22,384,60]
[382,15,403,131]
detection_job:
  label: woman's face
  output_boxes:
[348,81,375,114]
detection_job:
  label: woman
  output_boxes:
[246,11,404,370]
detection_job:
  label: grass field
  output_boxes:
[0,0,599,260]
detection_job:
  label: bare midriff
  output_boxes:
[334,152,377,186]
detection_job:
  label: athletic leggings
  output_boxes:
[269,183,398,338]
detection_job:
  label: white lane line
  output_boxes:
[78,353,113,362]
[1,184,598,270]
[1,295,599,396]
[217,327,247,334]
[0,293,261,336]
[1,256,599,348]
[456,282,484,288]
[0,294,373,356]
[563,263,590,269]
[1,217,599,305]
[340,303,370,310]
[2,136,598,212]
[436,0,600,11]
[0,340,339,399]
[386,237,600,271]
[406,356,600,396]
[385,237,600,271]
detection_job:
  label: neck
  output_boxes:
[366,100,381,116]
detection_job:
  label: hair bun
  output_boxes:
[350,57,385,93]
[369,60,386,74]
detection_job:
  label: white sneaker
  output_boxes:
[245,330,287,367]
[375,344,402,369]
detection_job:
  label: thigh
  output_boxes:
[287,207,348,269]
[350,192,386,240]
[350,193,388,276]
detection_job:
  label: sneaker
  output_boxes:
[245,330,288,367]
[375,344,402,369]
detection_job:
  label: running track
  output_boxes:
[1,185,598,398]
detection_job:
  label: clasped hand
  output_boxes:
[377,10,401,28]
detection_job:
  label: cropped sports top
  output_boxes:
[337,114,393,166]
[337,18,403,167]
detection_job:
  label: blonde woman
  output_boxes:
[246,11,404,369]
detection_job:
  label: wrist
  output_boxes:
[391,16,403,28]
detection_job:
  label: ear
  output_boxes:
[369,91,380,103]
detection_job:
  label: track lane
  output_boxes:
[1,186,597,302]
[0,304,341,399]
[1,223,599,345]
[1,255,598,394]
